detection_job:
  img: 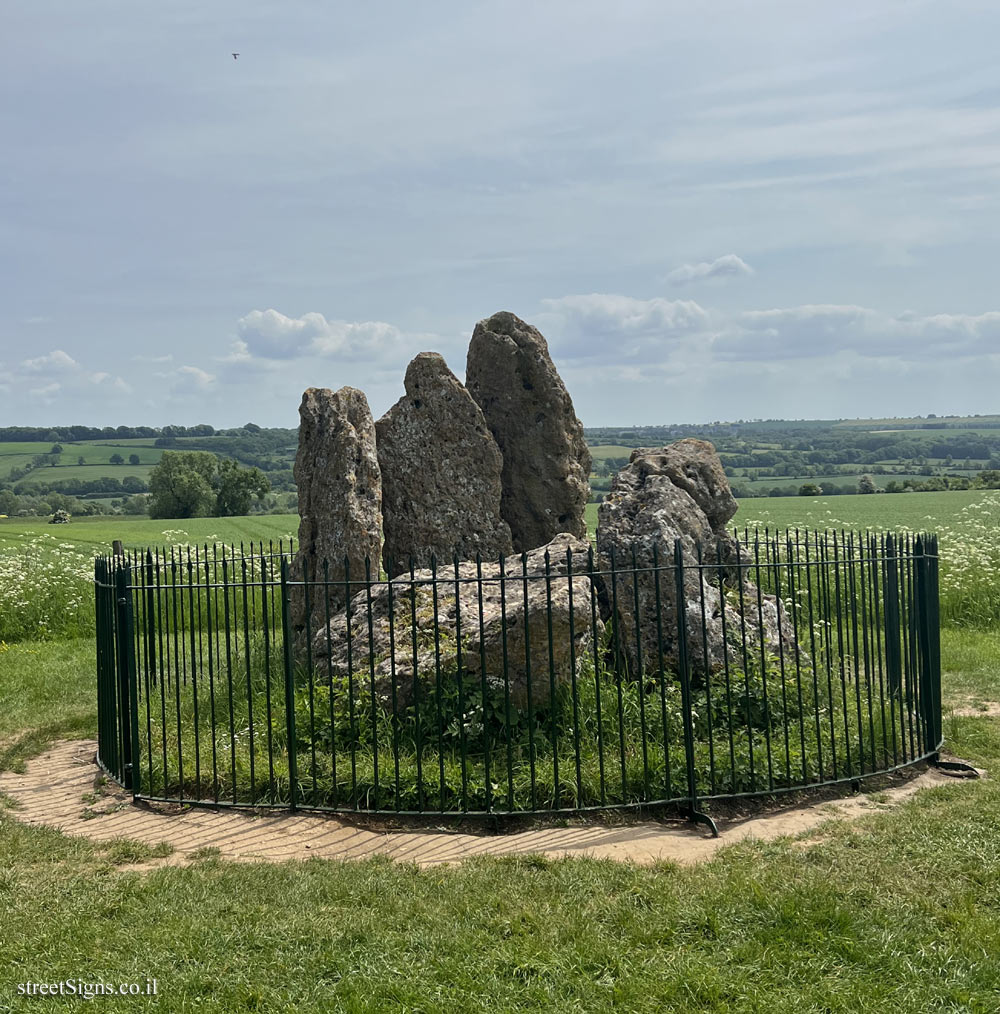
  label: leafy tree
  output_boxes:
[798,483,821,497]
[109,453,125,465]
[214,458,270,516]
[980,470,1000,489]
[77,455,85,465]
[147,451,218,518]
[147,452,270,518]
[50,443,63,454]
[121,476,147,493]
[857,474,877,494]
[129,453,141,465]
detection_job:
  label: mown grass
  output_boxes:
[0,708,999,1010]
[0,639,96,773]
[2,623,1000,1009]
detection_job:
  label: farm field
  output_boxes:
[731,472,979,491]
[0,514,298,556]
[586,489,988,539]
[0,438,163,467]
[588,444,636,460]
[733,489,988,532]
[13,463,154,488]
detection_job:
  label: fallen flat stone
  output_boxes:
[312,533,601,710]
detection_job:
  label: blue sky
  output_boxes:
[2,0,999,427]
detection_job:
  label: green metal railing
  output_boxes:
[95,530,944,829]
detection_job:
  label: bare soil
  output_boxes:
[0,740,975,871]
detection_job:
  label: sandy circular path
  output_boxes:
[0,740,965,869]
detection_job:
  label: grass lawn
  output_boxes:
[1,626,999,1010]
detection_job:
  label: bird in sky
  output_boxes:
[232,52,239,60]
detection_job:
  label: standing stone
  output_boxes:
[597,440,795,677]
[466,311,591,553]
[293,386,382,636]
[376,352,512,576]
[627,439,737,533]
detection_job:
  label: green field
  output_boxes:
[3,490,984,557]
[588,444,636,461]
[0,439,163,465]
[13,463,155,488]
[0,438,165,494]
[588,489,987,538]
[834,415,1000,429]
[733,489,988,532]
[732,472,967,491]
[0,514,299,556]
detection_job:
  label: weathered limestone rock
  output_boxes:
[466,311,591,552]
[312,534,601,710]
[626,439,737,533]
[597,440,794,676]
[293,387,382,636]
[376,352,512,577]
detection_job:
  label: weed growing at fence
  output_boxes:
[135,625,920,814]
[0,534,94,641]
[741,490,1000,629]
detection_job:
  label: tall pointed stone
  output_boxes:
[376,352,512,576]
[293,386,382,634]
[466,311,591,552]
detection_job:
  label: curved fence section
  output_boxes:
[95,530,943,818]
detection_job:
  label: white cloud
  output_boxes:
[176,365,216,389]
[667,254,754,286]
[20,349,80,373]
[88,372,132,393]
[715,304,1000,361]
[236,309,402,361]
[539,293,709,361]
[28,381,61,398]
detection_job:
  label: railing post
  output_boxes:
[95,557,111,776]
[113,560,139,795]
[883,534,902,697]
[144,549,157,677]
[674,539,718,837]
[915,536,942,755]
[280,556,298,810]
[928,535,942,752]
